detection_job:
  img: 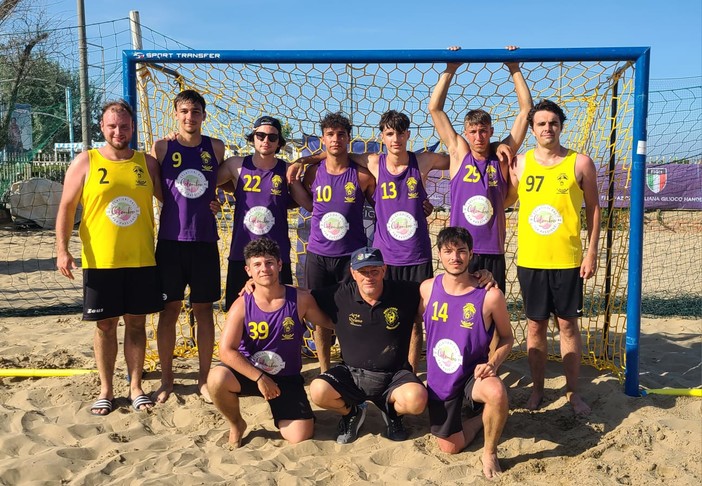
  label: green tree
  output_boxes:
[0,0,50,153]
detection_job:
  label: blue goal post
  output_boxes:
[122,47,650,396]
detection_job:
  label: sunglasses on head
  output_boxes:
[254,131,279,142]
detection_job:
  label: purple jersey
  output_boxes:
[373,153,432,266]
[229,156,291,263]
[449,152,507,254]
[238,285,305,376]
[158,136,219,242]
[306,160,367,257]
[423,275,494,401]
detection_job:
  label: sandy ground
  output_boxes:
[0,314,699,485]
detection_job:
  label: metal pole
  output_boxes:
[66,86,75,159]
[76,0,91,150]
[129,10,151,149]
[624,48,651,397]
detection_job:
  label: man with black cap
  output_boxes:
[218,115,310,310]
[308,246,428,444]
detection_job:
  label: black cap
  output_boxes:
[350,247,385,270]
[253,116,283,134]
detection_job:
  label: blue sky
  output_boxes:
[46,0,701,81]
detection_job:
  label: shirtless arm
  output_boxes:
[474,288,514,380]
[357,165,376,205]
[298,289,334,330]
[220,297,280,400]
[55,153,88,280]
[145,154,163,202]
[578,154,601,279]
[429,62,470,178]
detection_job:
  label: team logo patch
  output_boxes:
[556,172,569,194]
[133,166,147,186]
[200,150,213,172]
[462,195,493,226]
[244,206,275,235]
[487,165,498,187]
[432,338,463,374]
[384,307,400,330]
[348,313,363,326]
[460,303,476,329]
[175,169,208,199]
[281,317,295,341]
[406,176,419,198]
[251,351,285,375]
[528,204,563,235]
[271,175,283,196]
[319,212,349,241]
[344,182,356,203]
[646,167,667,193]
[386,211,418,241]
[106,196,140,227]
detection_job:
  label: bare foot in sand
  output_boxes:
[525,390,543,410]
[482,451,502,480]
[199,382,213,403]
[152,382,173,404]
[229,418,248,447]
[567,392,591,415]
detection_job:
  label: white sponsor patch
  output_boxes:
[175,169,208,199]
[386,211,418,241]
[252,350,285,375]
[319,212,349,241]
[106,196,140,227]
[432,338,462,374]
[462,195,493,226]
[244,206,275,235]
[527,204,563,235]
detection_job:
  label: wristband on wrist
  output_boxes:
[256,372,264,382]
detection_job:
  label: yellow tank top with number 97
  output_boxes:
[517,149,583,269]
[79,149,156,268]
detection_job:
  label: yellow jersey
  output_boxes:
[517,149,583,269]
[79,149,156,268]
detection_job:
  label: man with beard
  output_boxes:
[56,100,163,415]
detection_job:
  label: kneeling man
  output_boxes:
[420,227,514,480]
[309,247,428,444]
[208,238,332,446]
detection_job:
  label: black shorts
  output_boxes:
[385,261,434,284]
[225,260,292,310]
[216,363,314,428]
[428,376,483,438]
[315,364,422,413]
[156,240,221,304]
[304,251,352,290]
[83,267,164,321]
[517,266,583,320]
[469,253,506,294]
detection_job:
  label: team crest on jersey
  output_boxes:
[106,196,140,227]
[319,212,349,241]
[387,211,418,241]
[281,317,295,340]
[460,303,476,329]
[487,165,498,187]
[556,172,569,194]
[462,195,493,226]
[133,166,147,186]
[406,177,419,199]
[344,182,356,203]
[432,338,463,374]
[271,175,283,196]
[348,313,362,327]
[384,307,400,330]
[251,351,285,375]
[528,204,563,235]
[200,150,213,172]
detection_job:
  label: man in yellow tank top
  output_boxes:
[56,100,164,416]
[511,100,601,415]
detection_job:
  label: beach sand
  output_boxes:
[0,314,699,485]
